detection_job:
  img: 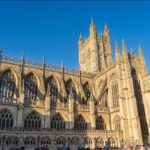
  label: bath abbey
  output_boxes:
[0,20,150,150]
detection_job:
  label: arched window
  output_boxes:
[111,81,119,107]
[24,111,41,131]
[24,136,36,145]
[99,89,108,108]
[51,113,65,130]
[65,80,76,99]
[40,136,51,145]
[5,136,18,146]
[84,138,92,147]
[96,137,104,147]
[46,77,58,106]
[114,116,121,130]
[0,109,13,130]
[74,115,87,130]
[70,137,79,145]
[24,73,38,103]
[83,83,91,103]
[96,116,106,130]
[57,137,66,145]
[0,70,16,103]
[108,137,116,147]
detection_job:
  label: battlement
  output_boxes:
[0,55,94,78]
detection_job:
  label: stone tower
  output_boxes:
[78,19,112,73]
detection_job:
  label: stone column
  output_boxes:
[16,93,24,127]
[69,92,74,129]
[90,94,95,129]
[123,62,143,144]
[91,138,96,150]
[140,78,150,143]
[45,95,50,128]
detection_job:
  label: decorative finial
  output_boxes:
[79,33,83,41]
[21,51,24,61]
[42,56,45,65]
[104,23,108,32]
[115,41,119,52]
[0,48,2,59]
[90,17,95,26]
[61,59,64,68]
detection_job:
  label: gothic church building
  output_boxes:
[0,20,150,150]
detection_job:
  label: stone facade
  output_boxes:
[0,20,150,150]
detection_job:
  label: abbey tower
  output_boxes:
[78,19,112,73]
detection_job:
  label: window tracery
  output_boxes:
[51,113,65,130]
[96,116,106,130]
[74,115,87,130]
[0,70,16,103]
[5,136,18,146]
[66,80,76,99]
[24,136,36,145]
[0,109,13,130]
[24,74,38,103]
[46,77,58,106]
[40,136,51,145]
[24,111,41,131]
[57,137,66,145]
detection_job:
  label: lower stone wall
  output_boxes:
[0,130,124,150]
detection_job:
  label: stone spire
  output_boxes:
[122,39,128,60]
[61,59,64,79]
[103,23,112,65]
[78,33,83,48]
[104,23,109,33]
[138,45,144,62]
[90,18,96,38]
[115,41,121,63]
[22,51,24,60]
[138,45,147,74]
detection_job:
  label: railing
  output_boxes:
[0,56,94,77]
[0,128,123,135]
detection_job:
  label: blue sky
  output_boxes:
[0,1,150,72]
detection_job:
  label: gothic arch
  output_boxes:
[108,137,116,147]
[111,74,119,107]
[113,115,121,130]
[24,136,36,145]
[0,68,19,88]
[96,137,104,147]
[46,74,61,91]
[40,136,51,145]
[5,136,19,146]
[24,72,40,89]
[110,73,117,82]
[24,73,38,103]
[74,114,87,130]
[46,76,58,105]
[51,113,66,130]
[0,70,17,103]
[0,108,14,129]
[83,82,91,102]
[56,136,66,145]
[70,136,79,145]
[24,111,41,130]
[96,116,106,130]
[84,137,92,146]
[65,79,77,98]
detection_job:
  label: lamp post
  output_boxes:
[2,136,5,150]
[37,136,40,149]
[68,137,70,149]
